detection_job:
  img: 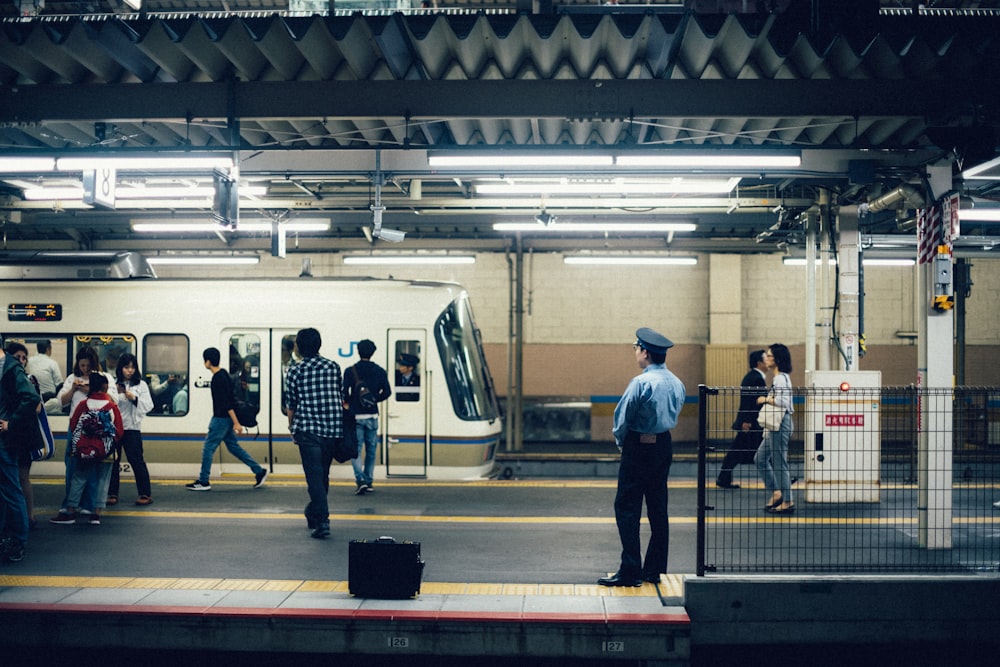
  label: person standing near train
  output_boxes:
[284,328,344,539]
[599,327,685,587]
[26,339,62,405]
[0,343,41,562]
[186,347,268,492]
[52,347,118,522]
[343,339,391,495]
[107,353,155,507]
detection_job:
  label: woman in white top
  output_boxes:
[755,343,795,515]
[108,353,155,506]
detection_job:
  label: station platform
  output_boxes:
[3,469,1000,666]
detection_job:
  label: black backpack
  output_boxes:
[234,399,259,428]
[351,366,378,412]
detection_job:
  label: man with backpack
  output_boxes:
[50,372,123,526]
[343,339,391,495]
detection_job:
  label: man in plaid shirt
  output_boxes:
[285,327,344,539]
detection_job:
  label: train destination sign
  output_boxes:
[825,414,864,427]
[7,303,61,322]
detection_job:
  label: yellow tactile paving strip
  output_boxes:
[0,574,685,598]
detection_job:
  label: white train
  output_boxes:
[2,252,502,481]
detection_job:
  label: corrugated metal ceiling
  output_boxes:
[0,2,998,254]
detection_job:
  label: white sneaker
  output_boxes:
[185,481,211,491]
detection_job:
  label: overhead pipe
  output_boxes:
[864,183,926,213]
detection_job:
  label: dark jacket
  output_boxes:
[0,354,43,452]
[732,368,768,431]
[344,360,392,415]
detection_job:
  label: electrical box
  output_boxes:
[804,370,881,503]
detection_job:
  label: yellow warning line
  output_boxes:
[0,574,682,598]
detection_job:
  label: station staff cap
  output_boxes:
[635,327,674,354]
[398,353,420,366]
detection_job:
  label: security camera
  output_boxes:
[376,228,406,243]
[536,212,554,226]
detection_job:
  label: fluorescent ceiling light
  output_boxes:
[474,177,739,196]
[0,157,56,172]
[494,222,696,232]
[960,156,1000,180]
[343,255,476,265]
[616,154,801,169]
[564,256,697,266]
[146,255,259,266]
[464,197,737,209]
[56,156,234,172]
[959,208,1000,222]
[428,154,614,168]
[24,185,267,201]
[132,219,330,233]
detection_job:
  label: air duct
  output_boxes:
[864,184,926,214]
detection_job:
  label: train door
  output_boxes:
[218,329,271,474]
[385,329,427,477]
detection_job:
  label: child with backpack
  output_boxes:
[50,372,123,526]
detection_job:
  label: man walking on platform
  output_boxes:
[716,349,768,489]
[186,347,268,492]
[285,328,344,539]
[599,327,685,588]
[344,338,391,495]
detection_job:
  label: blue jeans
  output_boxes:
[198,417,264,484]
[351,417,378,486]
[756,413,793,501]
[0,445,28,545]
[66,459,114,511]
[296,431,335,527]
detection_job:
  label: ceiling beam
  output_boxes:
[2,79,994,125]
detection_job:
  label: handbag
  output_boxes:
[757,398,784,432]
[30,408,56,461]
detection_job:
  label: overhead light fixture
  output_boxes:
[494,221,696,233]
[468,196,737,209]
[56,156,234,172]
[428,153,614,168]
[131,219,330,233]
[960,156,1000,180]
[343,255,476,265]
[474,177,739,195]
[958,208,1000,222]
[616,153,801,169]
[0,157,56,172]
[146,255,260,266]
[563,256,697,266]
[24,184,268,201]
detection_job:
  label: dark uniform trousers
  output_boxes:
[614,430,673,578]
[716,427,763,486]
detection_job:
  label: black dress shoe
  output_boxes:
[598,572,643,587]
[716,481,740,489]
[642,572,663,583]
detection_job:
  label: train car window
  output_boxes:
[434,298,500,421]
[394,340,422,403]
[229,333,261,416]
[280,333,300,415]
[74,335,136,377]
[144,334,189,416]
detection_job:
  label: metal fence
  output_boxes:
[696,385,1000,575]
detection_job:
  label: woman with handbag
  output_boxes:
[755,343,795,515]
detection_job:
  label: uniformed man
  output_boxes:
[599,327,686,587]
[395,353,420,402]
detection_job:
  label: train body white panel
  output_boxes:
[4,276,502,481]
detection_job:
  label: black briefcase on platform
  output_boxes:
[348,536,425,599]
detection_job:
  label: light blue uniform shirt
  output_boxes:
[612,363,686,446]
